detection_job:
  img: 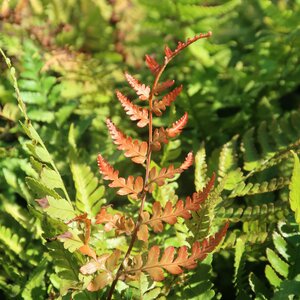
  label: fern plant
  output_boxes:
[1,33,228,299]
[77,32,229,299]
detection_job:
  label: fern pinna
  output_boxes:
[54,32,228,299]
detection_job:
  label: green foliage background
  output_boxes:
[1,0,300,299]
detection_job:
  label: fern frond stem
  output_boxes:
[107,36,211,297]
[144,64,167,184]
[0,48,29,121]
[106,194,146,300]
[107,64,169,300]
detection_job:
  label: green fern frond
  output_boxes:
[241,128,261,172]
[45,196,76,221]
[177,0,241,21]
[187,177,225,244]
[289,151,300,224]
[248,139,300,176]
[21,258,47,300]
[126,273,161,300]
[194,143,208,192]
[0,225,25,256]
[48,241,83,296]
[241,111,300,175]
[2,168,32,201]
[223,229,269,249]
[71,161,106,217]
[18,41,59,123]
[229,177,290,198]
[217,202,289,223]
[186,206,210,245]
[176,254,215,299]
[234,238,251,300]
[251,221,300,298]
[68,124,106,217]
[0,275,20,298]
[248,272,271,300]
[218,135,244,190]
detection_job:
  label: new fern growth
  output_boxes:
[78,32,229,299]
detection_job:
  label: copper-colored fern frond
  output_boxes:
[147,164,176,190]
[97,154,143,199]
[153,85,183,116]
[96,207,135,236]
[66,213,96,260]
[128,222,228,281]
[66,213,91,244]
[140,200,191,234]
[152,127,169,151]
[125,72,150,100]
[164,32,212,61]
[180,151,194,170]
[145,54,160,75]
[106,118,147,164]
[80,250,121,291]
[147,152,193,192]
[189,221,229,263]
[167,112,188,138]
[140,172,213,235]
[116,90,149,127]
[185,173,216,211]
[154,80,175,94]
[152,110,189,151]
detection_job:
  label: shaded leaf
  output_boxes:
[154,80,175,94]
[96,207,135,236]
[87,272,113,292]
[80,254,110,275]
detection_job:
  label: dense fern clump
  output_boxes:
[1,0,300,299]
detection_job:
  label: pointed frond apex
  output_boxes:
[164,32,212,61]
